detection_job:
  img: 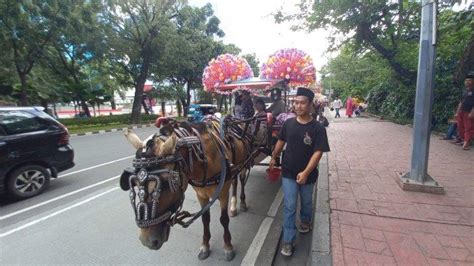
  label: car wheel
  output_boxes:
[7,165,50,199]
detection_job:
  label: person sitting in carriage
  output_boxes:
[253,98,269,146]
[267,88,286,119]
[240,90,255,119]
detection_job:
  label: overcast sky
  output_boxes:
[188,0,331,76]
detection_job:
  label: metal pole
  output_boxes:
[408,0,437,183]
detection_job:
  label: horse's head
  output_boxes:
[121,126,186,250]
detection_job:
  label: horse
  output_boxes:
[120,118,256,261]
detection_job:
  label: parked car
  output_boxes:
[187,104,218,122]
[0,107,75,199]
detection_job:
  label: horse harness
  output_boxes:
[123,116,264,229]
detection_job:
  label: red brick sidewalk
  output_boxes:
[327,116,473,265]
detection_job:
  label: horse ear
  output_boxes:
[158,133,177,156]
[124,128,144,150]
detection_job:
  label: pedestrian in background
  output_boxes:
[270,87,330,257]
[333,97,342,118]
[345,96,354,118]
[454,73,474,150]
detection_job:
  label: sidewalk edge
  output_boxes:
[310,153,332,265]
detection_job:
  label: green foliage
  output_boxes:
[293,2,472,127]
[59,114,159,128]
[242,53,260,77]
[0,1,242,123]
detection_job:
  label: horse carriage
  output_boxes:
[120,49,316,261]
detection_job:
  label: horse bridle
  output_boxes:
[126,128,228,229]
[128,154,186,228]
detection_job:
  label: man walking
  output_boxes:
[270,87,330,257]
[333,96,342,118]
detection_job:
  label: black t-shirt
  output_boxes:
[278,117,330,184]
[461,90,474,112]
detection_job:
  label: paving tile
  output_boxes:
[384,232,430,265]
[435,235,465,249]
[445,247,472,262]
[337,211,363,227]
[336,199,360,212]
[343,247,396,266]
[412,232,450,259]
[340,224,364,250]
[364,238,392,255]
[361,228,385,242]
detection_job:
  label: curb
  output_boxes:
[310,153,331,265]
[70,123,155,137]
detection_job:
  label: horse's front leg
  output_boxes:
[229,178,238,217]
[239,168,249,212]
[220,181,235,261]
[197,195,211,260]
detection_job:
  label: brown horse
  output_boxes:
[121,119,252,261]
[226,115,269,217]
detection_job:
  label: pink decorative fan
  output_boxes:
[202,54,254,94]
[260,48,316,86]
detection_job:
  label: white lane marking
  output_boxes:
[0,187,119,238]
[267,188,283,217]
[241,187,283,266]
[58,156,134,178]
[0,175,120,221]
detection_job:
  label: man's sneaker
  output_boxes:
[280,243,293,257]
[298,222,311,233]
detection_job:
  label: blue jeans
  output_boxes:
[335,108,340,118]
[282,177,314,243]
[446,123,457,139]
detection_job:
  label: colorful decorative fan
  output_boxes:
[260,48,316,86]
[202,54,254,94]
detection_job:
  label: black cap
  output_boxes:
[296,87,314,102]
[466,72,474,79]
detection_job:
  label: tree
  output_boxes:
[157,3,233,116]
[0,0,65,105]
[275,1,424,85]
[103,0,183,124]
[242,53,260,77]
[44,0,105,117]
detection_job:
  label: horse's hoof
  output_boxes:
[224,250,235,261]
[229,209,238,217]
[240,203,248,212]
[198,249,210,260]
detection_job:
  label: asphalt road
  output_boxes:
[0,127,282,265]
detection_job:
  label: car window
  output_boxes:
[0,110,50,135]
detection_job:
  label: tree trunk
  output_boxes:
[218,95,224,111]
[80,98,91,117]
[111,98,116,110]
[180,98,187,116]
[142,97,150,115]
[19,73,28,106]
[161,101,166,117]
[224,95,228,113]
[176,100,182,117]
[184,81,191,116]
[53,102,58,118]
[130,46,152,124]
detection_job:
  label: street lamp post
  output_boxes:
[398,0,444,194]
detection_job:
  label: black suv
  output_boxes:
[0,107,74,199]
